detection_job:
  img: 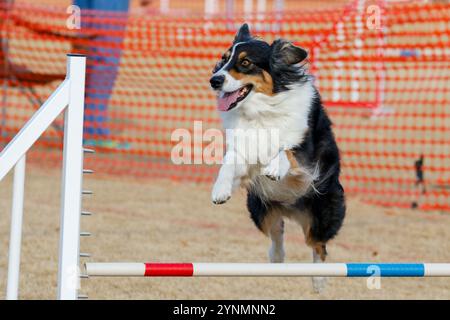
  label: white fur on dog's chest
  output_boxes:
[220,83,315,163]
[211,80,317,205]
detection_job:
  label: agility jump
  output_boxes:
[0,54,86,300]
[85,262,450,278]
[1,54,450,300]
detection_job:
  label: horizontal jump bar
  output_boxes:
[84,263,450,277]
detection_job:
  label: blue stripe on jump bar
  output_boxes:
[346,263,425,277]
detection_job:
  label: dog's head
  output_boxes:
[210,23,308,112]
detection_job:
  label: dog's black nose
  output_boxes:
[210,75,225,90]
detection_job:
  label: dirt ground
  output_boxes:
[0,165,449,300]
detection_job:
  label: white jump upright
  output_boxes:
[0,54,86,300]
[57,54,86,300]
[6,155,26,300]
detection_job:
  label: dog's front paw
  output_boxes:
[261,163,286,181]
[211,183,231,204]
[265,174,281,181]
[261,152,290,181]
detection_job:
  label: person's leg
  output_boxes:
[90,0,129,139]
[76,0,130,145]
[93,0,130,12]
[73,0,97,137]
[73,0,90,9]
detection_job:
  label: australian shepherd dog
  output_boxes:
[209,24,345,292]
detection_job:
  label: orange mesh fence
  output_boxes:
[0,0,449,211]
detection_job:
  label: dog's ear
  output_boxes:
[270,39,309,93]
[234,23,252,43]
[271,39,308,65]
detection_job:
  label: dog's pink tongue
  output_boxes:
[217,90,240,111]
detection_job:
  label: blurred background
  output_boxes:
[0,0,450,300]
[1,0,449,211]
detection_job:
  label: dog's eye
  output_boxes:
[241,59,251,67]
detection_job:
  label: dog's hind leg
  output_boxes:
[311,243,328,294]
[268,216,285,263]
[247,193,285,263]
[295,212,328,294]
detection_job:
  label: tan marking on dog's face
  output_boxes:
[220,50,274,96]
[258,70,274,95]
[228,69,244,80]
[228,69,274,96]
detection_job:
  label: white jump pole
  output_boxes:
[57,54,86,300]
[6,154,26,300]
[85,262,450,277]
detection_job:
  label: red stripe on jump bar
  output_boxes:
[144,263,194,277]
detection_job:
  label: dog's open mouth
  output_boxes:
[217,84,253,111]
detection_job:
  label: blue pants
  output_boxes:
[74,0,130,137]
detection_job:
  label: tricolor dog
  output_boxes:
[209,24,345,292]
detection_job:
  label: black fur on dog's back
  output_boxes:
[247,88,345,243]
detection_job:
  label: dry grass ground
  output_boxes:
[0,165,449,300]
